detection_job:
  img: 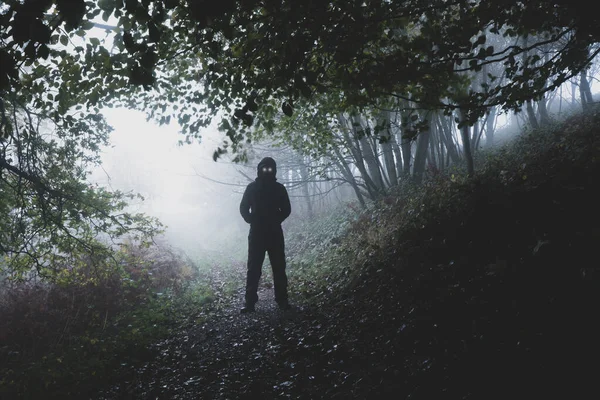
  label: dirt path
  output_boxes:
[95,285,359,399]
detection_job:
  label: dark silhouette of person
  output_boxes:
[239,157,292,313]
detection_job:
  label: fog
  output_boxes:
[87,72,599,266]
[89,108,255,261]
[79,17,599,267]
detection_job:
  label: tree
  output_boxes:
[3,1,600,152]
[0,93,161,280]
[0,0,162,279]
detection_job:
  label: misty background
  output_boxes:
[88,73,598,264]
[73,16,599,268]
[88,108,250,261]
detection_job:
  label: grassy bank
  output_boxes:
[283,106,599,398]
[0,243,213,399]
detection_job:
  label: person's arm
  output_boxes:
[240,184,253,224]
[278,184,291,223]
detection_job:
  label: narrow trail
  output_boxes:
[96,284,357,400]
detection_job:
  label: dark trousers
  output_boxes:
[245,226,288,305]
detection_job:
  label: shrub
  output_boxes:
[0,240,206,398]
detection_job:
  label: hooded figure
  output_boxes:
[239,157,292,313]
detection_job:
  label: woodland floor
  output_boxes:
[95,252,600,400]
[96,285,358,400]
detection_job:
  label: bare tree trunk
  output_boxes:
[371,135,392,188]
[580,69,594,111]
[387,111,404,178]
[331,146,366,208]
[426,135,434,167]
[438,130,445,171]
[338,114,379,199]
[412,111,433,184]
[558,85,563,114]
[537,95,550,126]
[437,113,460,164]
[379,112,398,187]
[486,106,496,148]
[471,120,479,151]
[299,157,313,219]
[537,53,551,126]
[428,129,441,170]
[400,133,412,176]
[473,116,487,151]
[354,116,385,193]
[435,124,445,169]
[414,131,430,182]
[398,103,414,176]
[521,36,539,130]
[525,100,539,129]
[380,139,397,187]
[391,138,403,178]
[458,109,474,177]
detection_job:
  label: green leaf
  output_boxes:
[148,22,161,43]
[102,10,112,22]
[98,0,115,11]
[282,102,293,117]
[38,44,50,59]
[81,20,94,30]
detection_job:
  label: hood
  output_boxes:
[257,157,277,179]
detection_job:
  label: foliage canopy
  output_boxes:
[2,1,599,133]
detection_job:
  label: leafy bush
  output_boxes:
[282,203,363,302]
[0,240,210,399]
[285,203,358,262]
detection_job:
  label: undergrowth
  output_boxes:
[285,105,599,312]
[284,204,361,304]
[0,241,211,399]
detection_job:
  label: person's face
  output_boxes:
[261,166,274,174]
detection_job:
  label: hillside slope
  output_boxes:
[313,107,600,399]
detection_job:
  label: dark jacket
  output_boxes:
[240,178,291,229]
[240,157,291,230]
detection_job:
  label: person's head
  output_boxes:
[257,157,277,179]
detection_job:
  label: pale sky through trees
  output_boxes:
[89,107,253,256]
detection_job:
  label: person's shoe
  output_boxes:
[278,302,292,311]
[240,304,255,314]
